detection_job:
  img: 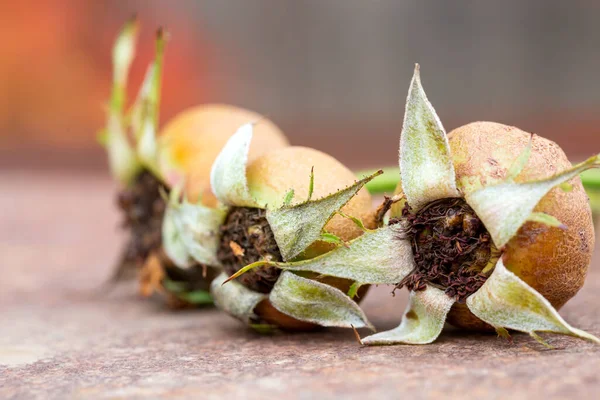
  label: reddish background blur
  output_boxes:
[2,0,600,172]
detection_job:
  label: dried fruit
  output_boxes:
[167,123,380,331]
[100,19,288,303]
[235,65,600,347]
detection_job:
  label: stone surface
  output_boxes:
[1,172,599,399]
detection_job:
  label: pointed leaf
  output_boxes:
[318,232,347,247]
[269,271,373,329]
[347,282,362,299]
[527,212,566,230]
[466,154,600,248]
[362,285,454,345]
[210,123,258,207]
[104,18,141,184]
[130,30,166,176]
[399,64,459,211]
[506,134,533,181]
[466,259,600,344]
[267,170,382,261]
[111,16,139,113]
[229,224,413,285]
[105,114,142,184]
[211,273,267,325]
[162,189,227,267]
[307,166,315,201]
[283,189,295,206]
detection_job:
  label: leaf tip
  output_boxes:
[351,325,365,346]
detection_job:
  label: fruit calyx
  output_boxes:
[396,197,498,302]
[218,207,283,293]
[117,170,167,269]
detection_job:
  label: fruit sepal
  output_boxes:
[466,259,600,345]
[361,286,453,345]
[162,183,227,268]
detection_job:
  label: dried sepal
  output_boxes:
[210,273,267,325]
[103,18,142,185]
[210,123,259,207]
[225,224,413,285]
[162,186,227,267]
[399,64,460,211]
[466,259,600,344]
[362,285,454,345]
[466,154,600,248]
[268,271,373,329]
[266,170,382,261]
[139,252,165,297]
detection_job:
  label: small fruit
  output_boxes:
[166,125,379,331]
[101,20,289,305]
[158,104,289,206]
[239,146,374,329]
[443,122,594,330]
[266,65,600,347]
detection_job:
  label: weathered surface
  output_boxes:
[1,172,599,399]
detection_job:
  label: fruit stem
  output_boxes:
[356,166,600,211]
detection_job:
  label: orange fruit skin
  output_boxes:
[157,104,289,206]
[447,122,594,330]
[392,122,594,331]
[244,147,375,330]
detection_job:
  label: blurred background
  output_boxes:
[1,0,600,171]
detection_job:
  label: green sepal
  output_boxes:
[162,185,227,267]
[268,271,373,329]
[466,258,600,345]
[266,170,382,261]
[362,285,455,345]
[210,123,260,207]
[526,212,566,230]
[211,273,267,325]
[129,29,167,178]
[505,134,533,182]
[466,154,600,248]
[223,224,413,286]
[399,64,460,211]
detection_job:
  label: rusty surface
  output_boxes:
[1,172,599,399]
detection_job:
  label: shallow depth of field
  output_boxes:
[2,1,600,399]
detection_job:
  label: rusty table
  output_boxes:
[1,172,599,399]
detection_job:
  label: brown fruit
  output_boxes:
[391,121,594,330]
[157,104,289,206]
[446,122,593,330]
[244,146,375,329]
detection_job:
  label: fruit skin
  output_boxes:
[245,146,376,329]
[157,104,289,206]
[394,121,595,331]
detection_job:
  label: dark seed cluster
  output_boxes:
[218,207,283,293]
[115,170,167,275]
[395,198,493,302]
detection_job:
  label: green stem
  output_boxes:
[355,167,600,211]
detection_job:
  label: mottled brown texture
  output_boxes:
[1,172,599,400]
[157,104,289,205]
[398,198,492,302]
[445,122,595,330]
[246,146,376,245]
